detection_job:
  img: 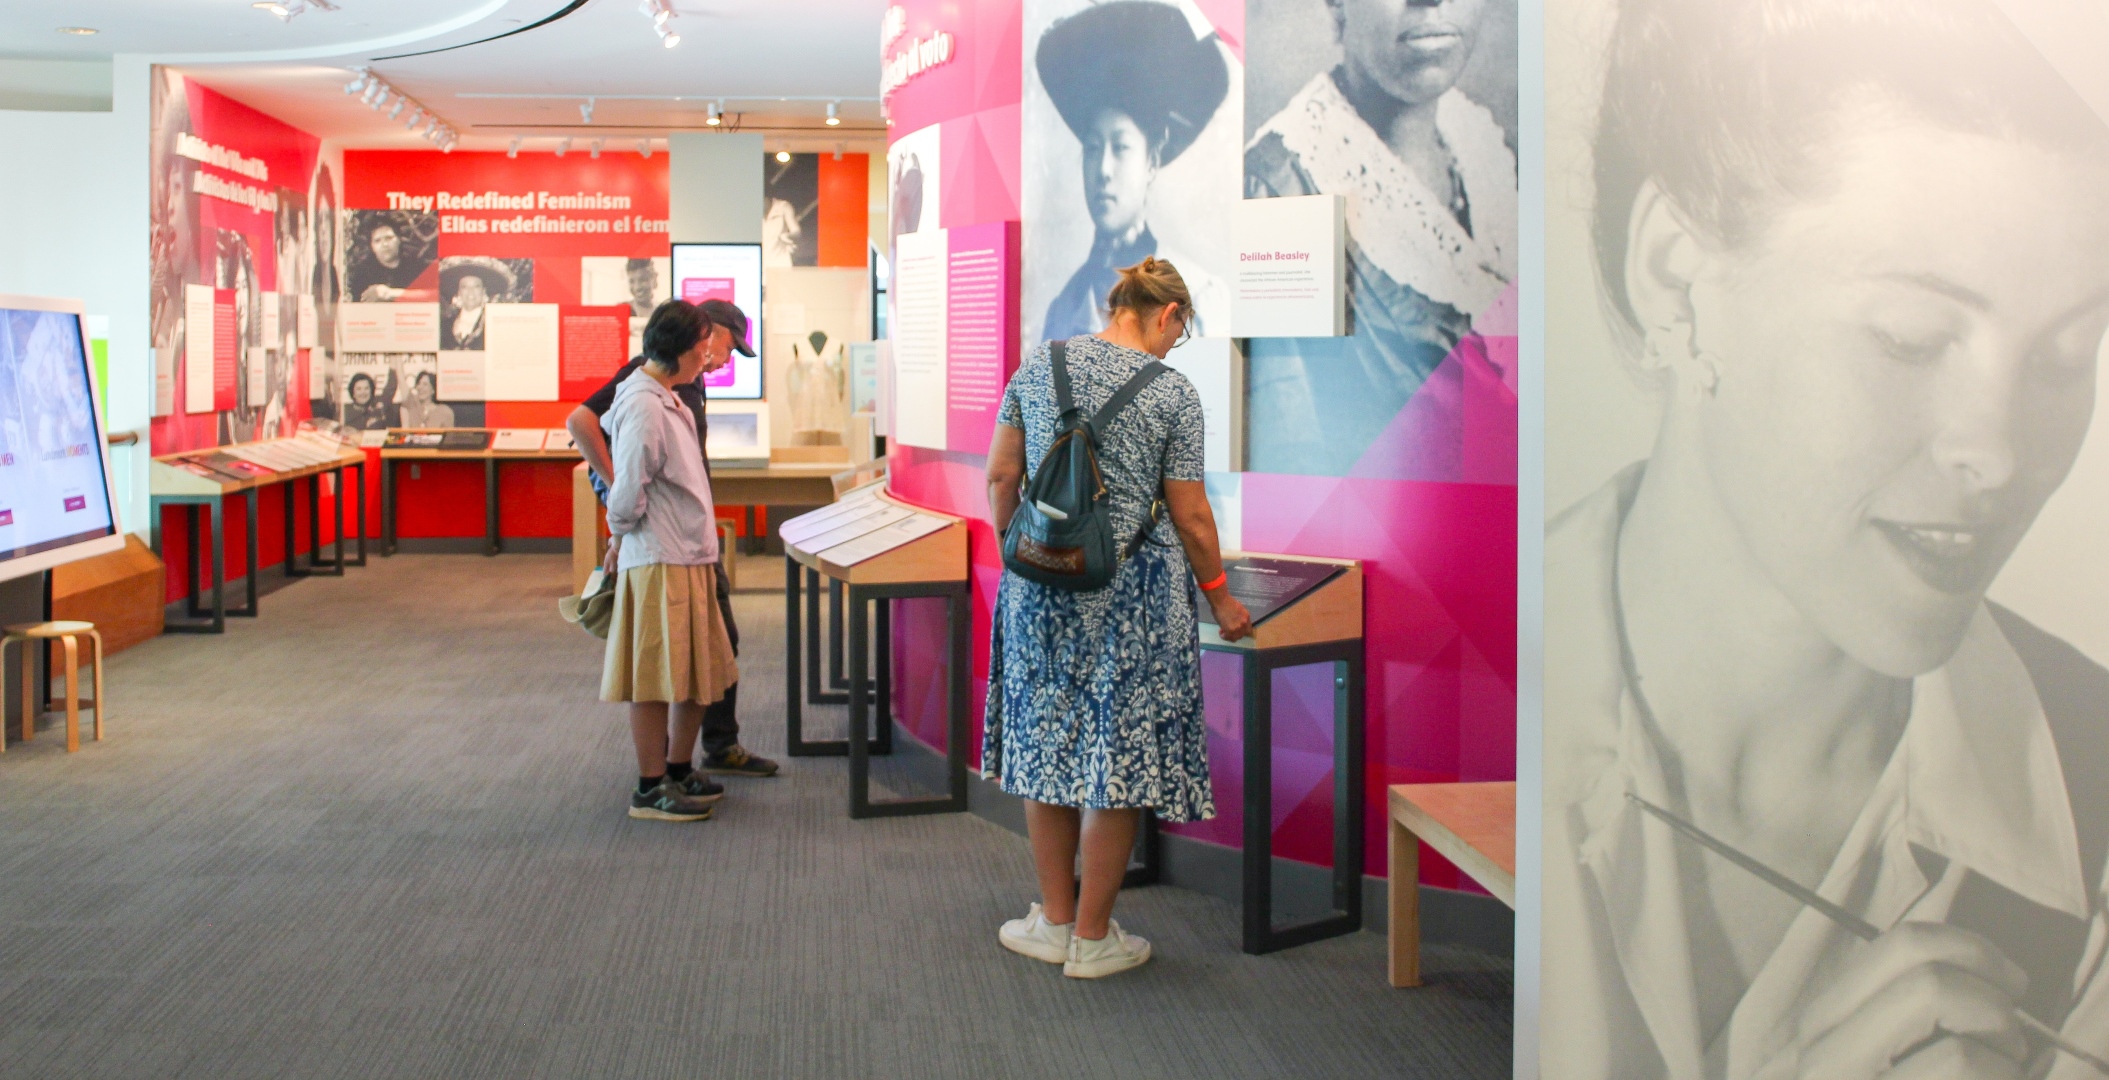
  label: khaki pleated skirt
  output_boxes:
[600,562,738,705]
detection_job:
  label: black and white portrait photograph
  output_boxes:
[438,256,533,350]
[580,255,670,319]
[1540,1,2109,1077]
[307,161,340,417]
[1242,0,1518,477]
[1021,0,1239,346]
[343,209,438,303]
[887,121,940,252]
[764,152,820,268]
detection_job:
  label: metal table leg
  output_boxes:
[1236,640,1367,955]
[805,567,846,707]
[381,458,397,556]
[347,460,368,566]
[230,488,259,617]
[786,558,886,758]
[828,577,849,692]
[156,495,230,634]
[846,581,969,819]
[283,480,299,578]
[485,457,500,556]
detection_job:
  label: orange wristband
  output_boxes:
[1197,571,1227,592]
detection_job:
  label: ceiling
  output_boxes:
[2,0,888,153]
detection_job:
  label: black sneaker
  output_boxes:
[629,778,716,822]
[702,745,780,777]
[675,771,726,803]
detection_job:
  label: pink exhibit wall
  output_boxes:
[881,0,1517,889]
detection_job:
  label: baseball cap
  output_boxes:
[696,299,756,356]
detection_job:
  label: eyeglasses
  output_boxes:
[1171,305,1193,348]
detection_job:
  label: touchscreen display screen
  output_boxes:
[0,307,115,564]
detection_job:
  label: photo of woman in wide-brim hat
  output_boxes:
[1035,0,1230,342]
[438,256,519,351]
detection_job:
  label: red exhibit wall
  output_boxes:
[149,73,345,603]
[878,0,1518,891]
[341,150,668,541]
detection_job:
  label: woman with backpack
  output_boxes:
[984,257,1254,979]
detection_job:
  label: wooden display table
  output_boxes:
[566,451,874,593]
[1194,552,1367,955]
[379,430,581,556]
[779,484,970,819]
[1388,782,1516,987]
[149,439,367,633]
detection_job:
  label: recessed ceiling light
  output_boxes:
[56,26,98,35]
[253,2,291,20]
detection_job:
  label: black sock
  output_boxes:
[638,774,664,795]
[666,761,693,781]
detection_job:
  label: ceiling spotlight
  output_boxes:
[589,139,604,159]
[55,26,99,35]
[706,101,722,126]
[580,98,595,124]
[253,2,292,20]
[826,101,840,127]
[343,70,368,94]
[405,108,423,129]
[361,81,382,105]
[640,0,679,47]
[425,117,440,136]
[638,139,653,159]
[555,137,571,158]
[388,98,406,120]
[775,150,791,163]
[833,142,844,161]
[507,137,522,158]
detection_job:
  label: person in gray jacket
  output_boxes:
[598,301,740,822]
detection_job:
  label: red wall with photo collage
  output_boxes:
[341,150,669,540]
[150,74,338,603]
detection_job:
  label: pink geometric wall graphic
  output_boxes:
[878,0,1517,895]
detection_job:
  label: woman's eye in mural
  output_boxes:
[1865,325,1956,367]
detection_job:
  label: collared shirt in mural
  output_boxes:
[1543,465,2109,1079]
[1244,76,1517,477]
[983,334,1214,822]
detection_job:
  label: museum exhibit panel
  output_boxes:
[77,0,2109,1070]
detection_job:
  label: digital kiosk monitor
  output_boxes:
[669,242,764,399]
[0,296,122,583]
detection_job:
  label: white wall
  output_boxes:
[669,133,763,244]
[0,59,151,537]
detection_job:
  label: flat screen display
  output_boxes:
[0,301,117,580]
[670,242,763,399]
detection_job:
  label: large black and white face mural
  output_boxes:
[1542,1,2109,1076]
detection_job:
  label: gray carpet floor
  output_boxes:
[0,554,1512,1079]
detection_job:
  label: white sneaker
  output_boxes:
[1063,919,1151,979]
[998,902,1072,964]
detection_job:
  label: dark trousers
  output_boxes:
[702,560,741,756]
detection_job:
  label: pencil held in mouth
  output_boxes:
[1625,792,2109,1077]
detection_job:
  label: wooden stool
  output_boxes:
[1,621,104,753]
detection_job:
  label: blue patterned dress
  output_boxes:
[983,335,1215,823]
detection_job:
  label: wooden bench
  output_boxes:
[1388,782,1516,987]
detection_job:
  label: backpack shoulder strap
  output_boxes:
[1090,360,1168,431]
[1050,339,1075,416]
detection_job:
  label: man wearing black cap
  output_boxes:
[567,297,781,787]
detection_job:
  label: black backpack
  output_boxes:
[1001,340,1169,592]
